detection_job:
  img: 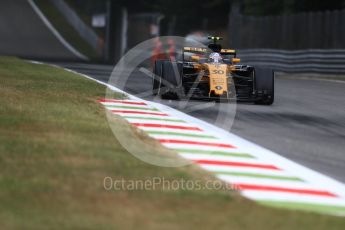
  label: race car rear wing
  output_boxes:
[183,47,207,53]
[220,49,237,56]
[183,47,237,62]
[183,47,237,56]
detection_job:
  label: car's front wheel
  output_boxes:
[152,60,164,96]
[254,67,275,105]
[154,60,182,100]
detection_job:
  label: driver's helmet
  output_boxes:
[209,52,223,63]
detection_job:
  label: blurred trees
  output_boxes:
[68,0,231,35]
[242,0,345,15]
[67,0,345,35]
[69,0,345,17]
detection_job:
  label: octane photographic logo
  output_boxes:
[105,36,237,167]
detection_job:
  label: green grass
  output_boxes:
[1,56,345,229]
[34,0,100,60]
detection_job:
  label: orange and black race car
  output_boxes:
[152,36,274,105]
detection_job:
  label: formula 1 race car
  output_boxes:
[152,36,274,105]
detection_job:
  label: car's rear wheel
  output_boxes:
[254,67,274,105]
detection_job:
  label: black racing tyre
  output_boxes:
[159,61,182,100]
[152,60,164,96]
[254,67,275,105]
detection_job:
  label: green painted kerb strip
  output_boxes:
[175,149,254,158]
[147,131,216,139]
[105,105,158,111]
[215,171,303,181]
[259,201,345,215]
[122,116,185,123]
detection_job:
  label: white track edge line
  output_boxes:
[27,0,89,61]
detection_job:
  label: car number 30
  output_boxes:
[212,70,225,74]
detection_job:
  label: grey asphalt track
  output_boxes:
[0,0,78,60]
[53,62,345,184]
